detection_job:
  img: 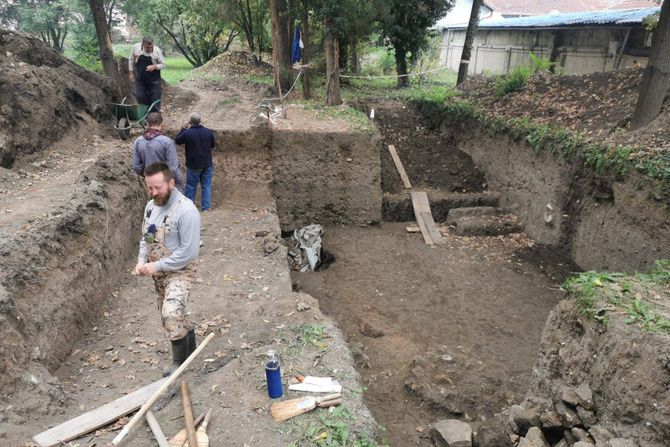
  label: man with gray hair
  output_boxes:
[129,36,165,112]
[175,113,216,211]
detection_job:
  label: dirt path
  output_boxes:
[2,82,376,446]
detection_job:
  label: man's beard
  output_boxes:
[153,188,173,206]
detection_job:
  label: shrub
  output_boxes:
[495,66,531,98]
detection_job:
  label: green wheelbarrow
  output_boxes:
[111,97,161,140]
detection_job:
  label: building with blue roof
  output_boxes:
[439,6,661,75]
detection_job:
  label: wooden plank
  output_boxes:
[410,191,433,245]
[387,144,412,189]
[146,410,170,447]
[406,226,420,233]
[421,211,444,245]
[413,191,444,245]
[33,378,168,447]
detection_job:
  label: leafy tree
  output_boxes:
[123,0,236,67]
[221,0,270,62]
[310,0,377,104]
[379,0,454,87]
[2,0,74,53]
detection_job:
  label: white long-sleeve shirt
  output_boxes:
[128,42,166,73]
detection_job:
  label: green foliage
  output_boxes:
[6,0,74,53]
[495,52,553,98]
[563,271,624,320]
[66,0,102,72]
[292,323,329,350]
[377,0,454,83]
[642,12,660,31]
[584,144,634,176]
[495,66,531,98]
[288,407,388,447]
[123,0,234,67]
[563,261,670,334]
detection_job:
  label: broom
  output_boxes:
[196,408,213,447]
[168,413,205,447]
[270,393,342,422]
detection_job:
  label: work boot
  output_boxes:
[163,336,188,377]
[186,329,197,356]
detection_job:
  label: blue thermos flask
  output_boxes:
[265,350,283,398]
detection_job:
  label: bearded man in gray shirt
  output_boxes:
[135,162,200,376]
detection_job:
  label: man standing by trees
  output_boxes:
[129,36,165,111]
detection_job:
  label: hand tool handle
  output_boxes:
[200,408,213,432]
[317,398,342,408]
[316,393,341,403]
[110,332,215,446]
[181,381,197,447]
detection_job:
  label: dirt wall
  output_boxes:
[435,118,670,272]
[0,30,115,168]
[514,298,670,446]
[0,153,145,395]
[270,130,382,230]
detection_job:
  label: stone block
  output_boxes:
[430,419,472,447]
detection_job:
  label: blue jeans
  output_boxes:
[185,166,213,210]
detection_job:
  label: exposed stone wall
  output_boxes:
[508,299,670,447]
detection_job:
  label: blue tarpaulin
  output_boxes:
[292,27,301,63]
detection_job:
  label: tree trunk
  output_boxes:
[350,38,360,74]
[301,0,311,99]
[631,1,670,129]
[324,31,341,106]
[270,0,293,93]
[394,43,408,88]
[549,30,564,74]
[457,0,482,85]
[89,0,124,98]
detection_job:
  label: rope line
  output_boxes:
[339,65,452,79]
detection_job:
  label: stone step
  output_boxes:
[446,206,500,225]
[383,190,500,222]
[452,213,524,236]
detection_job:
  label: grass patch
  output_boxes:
[294,101,374,133]
[287,407,387,447]
[495,66,531,98]
[161,55,194,84]
[563,260,670,333]
[218,97,242,108]
[291,323,329,351]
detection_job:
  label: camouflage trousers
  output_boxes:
[152,269,196,340]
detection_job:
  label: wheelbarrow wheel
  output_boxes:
[117,118,131,140]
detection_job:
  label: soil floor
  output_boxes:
[294,224,567,446]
